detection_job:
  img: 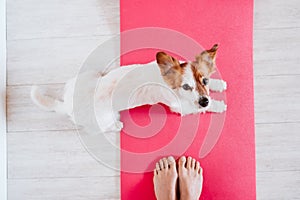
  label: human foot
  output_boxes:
[178,156,203,200]
[153,156,178,200]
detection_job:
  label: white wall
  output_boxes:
[0,0,7,199]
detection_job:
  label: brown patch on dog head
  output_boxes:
[191,65,209,96]
[193,44,218,76]
[156,52,186,89]
[206,44,218,60]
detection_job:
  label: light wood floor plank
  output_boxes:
[254,75,300,124]
[8,176,120,200]
[256,122,300,172]
[256,171,300,200]
[6,0,119,40]
[7,85,75,132]
[254,0,300,29]
[254,27,300,76]
[7,130,119,179]
[7,36,115,85]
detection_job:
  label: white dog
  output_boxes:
[31,44,227,134]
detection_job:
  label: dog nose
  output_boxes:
[198,97,209,107]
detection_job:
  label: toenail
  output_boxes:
[180,156,186,161]
[168,156,175,161]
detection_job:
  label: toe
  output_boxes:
[163,158,169,169]
[191,158,196,169]
[196,161,203,175]
[187,156,192,169]
[167,156,176,169]
[159,159,165,169]
[196,161,201,172]
[156,162,161,171]
[199,166,203,175]
[178,156,186,169]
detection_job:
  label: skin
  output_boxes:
[153,156,203,200]
[178,156,203,200]
[153,156,178,200]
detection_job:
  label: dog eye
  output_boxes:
[203,78,209,85]
[182,84,192,91]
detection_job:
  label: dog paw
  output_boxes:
[209,79,227,92]
[115,121,124,130]
[208,100,227,113]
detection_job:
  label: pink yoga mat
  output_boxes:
[120,0,255,199]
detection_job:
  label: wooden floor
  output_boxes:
[6,0,300,199]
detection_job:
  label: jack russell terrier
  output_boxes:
[31,44,227,133]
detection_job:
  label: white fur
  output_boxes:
[31,61,227,134]
[209,79,227,92]
[207,99,227,113]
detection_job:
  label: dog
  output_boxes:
[31,44,227,134]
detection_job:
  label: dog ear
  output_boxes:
[156,52,180,75]
[196,44,218,62]
[156,52,183,89]
[206,44,218,60]
[194,44,218,76]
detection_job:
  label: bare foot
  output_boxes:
[153,156,178,200]
[178,156,203,200]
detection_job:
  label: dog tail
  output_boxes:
[31,85,66,114]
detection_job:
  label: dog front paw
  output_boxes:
[208,99,227,113]
[209,79,227,92]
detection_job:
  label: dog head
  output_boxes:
[156,44,218,112]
